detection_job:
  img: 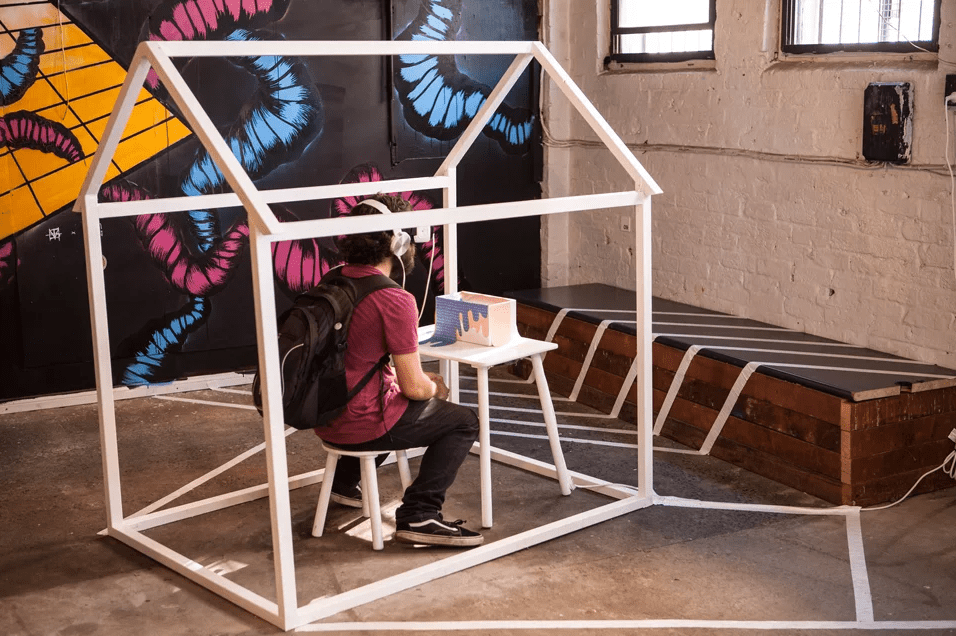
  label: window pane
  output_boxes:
[619,0,711,28]
[789,0,935,45]
[619,29,714,54]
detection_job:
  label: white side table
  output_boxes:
[417,325,574,528]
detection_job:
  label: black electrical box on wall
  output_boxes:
[862,82,912,163]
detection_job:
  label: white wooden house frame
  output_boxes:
[75,39,661,631]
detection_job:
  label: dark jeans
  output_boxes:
[327,398,479,524]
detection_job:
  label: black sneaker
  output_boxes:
[395,518,483,547]
[330,483,363,508]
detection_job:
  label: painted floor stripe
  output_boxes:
[298,619,956,632]
[490,416,636,436]
[459,387,570,401]
[846,509,875,622]
[460,402,612,419]
[491,429,639,449]
[657,495,855,517]
[154,395,258,410]
[489,429,693,454]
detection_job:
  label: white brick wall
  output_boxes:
[542,0,956,368]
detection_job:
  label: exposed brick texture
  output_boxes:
[541,1,956,369]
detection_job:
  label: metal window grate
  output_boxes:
[781,0,940,54]
[610,0,717,63]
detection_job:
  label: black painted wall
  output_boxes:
[0,0,541,400]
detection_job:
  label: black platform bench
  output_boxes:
[505,283,956,506]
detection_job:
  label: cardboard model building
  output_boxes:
[422,292,517,347]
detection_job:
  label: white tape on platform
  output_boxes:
[609,355,640,419]
[569,320,614,401]
[653,345,702,436]
[655,321,790,331]
[698,361,761,455]
[654,332,868,349]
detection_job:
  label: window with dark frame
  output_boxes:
[609,0,717,64]
[781,0,941,54]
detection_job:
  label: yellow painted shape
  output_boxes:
[14,146,72,182]
[0,3,65,30]
[113,118,191,172]
[40,23,92,50]
[45,63,125,101]
[103,163,120,183]
[0,151,25,194]
[9,79,62,113]
[0,187,43,238]
[69,87,123,123]
[122,99,181,140]
[30,161,90,216]
[34,104,81,128]
[0,32,14,54]
[38,42,110,75]
[0,1,194,241]
[72,127,99,159]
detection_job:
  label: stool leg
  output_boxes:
[360,456,384,550]
[312,452,339,537]
[396,450,412,490]
[532,353,573,496]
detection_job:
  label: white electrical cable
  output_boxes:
[862,449,956,512]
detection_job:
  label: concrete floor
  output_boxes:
[1,367,955,635]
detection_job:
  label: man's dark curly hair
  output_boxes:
[335,194,412,265]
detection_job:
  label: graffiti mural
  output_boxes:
[394,0,535,155]
[0,1,191,243]
[113,0,324,385]
[0,0,540,401]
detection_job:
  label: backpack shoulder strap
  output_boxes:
[349,272,401,303]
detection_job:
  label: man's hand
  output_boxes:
[424,372,449,400]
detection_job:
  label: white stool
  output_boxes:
[312,442,413,550]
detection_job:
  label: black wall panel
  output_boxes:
[0,0,541,400]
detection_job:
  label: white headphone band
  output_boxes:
[357,197,410,256]
[359,198,393,216]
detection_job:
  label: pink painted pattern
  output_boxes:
[270,206,338,293]
[0,111,82,162]
[145,0,285,88]
[100,182,251,296]
[0,238,16,289]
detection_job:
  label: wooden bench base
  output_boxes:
[515,303,956,506]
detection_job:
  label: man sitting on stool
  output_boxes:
[317,194,482,548]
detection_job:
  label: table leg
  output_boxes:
[477,366,493,528]
[531,353,573,495]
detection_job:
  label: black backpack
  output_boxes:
[252,267,400,429]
